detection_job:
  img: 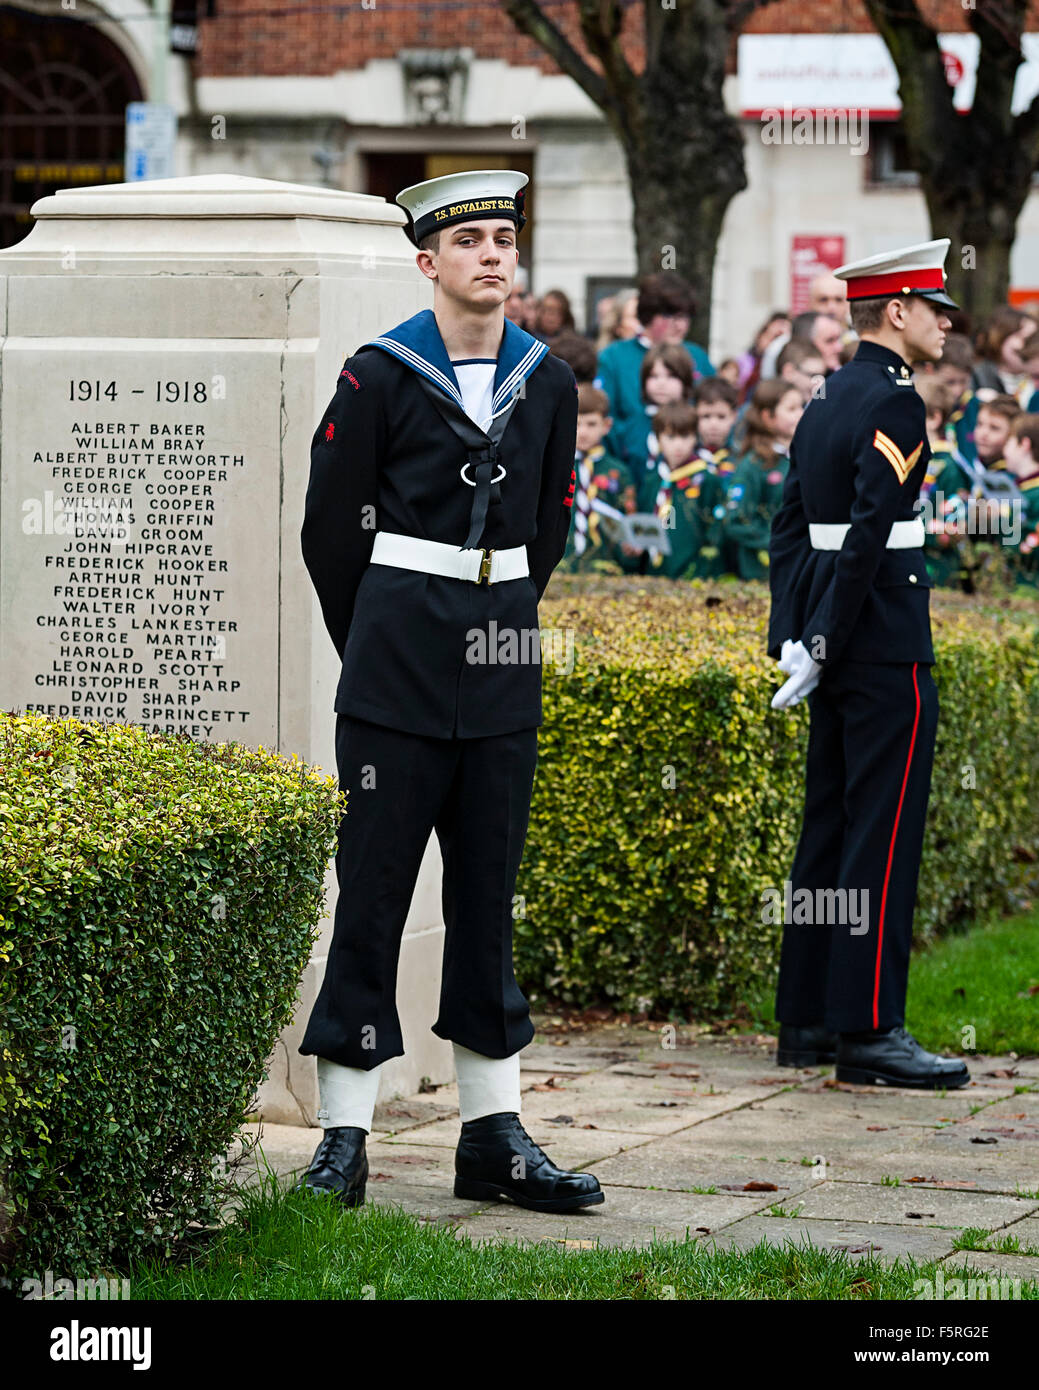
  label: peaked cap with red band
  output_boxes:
[834,238,959,311]
[395,168,528,248]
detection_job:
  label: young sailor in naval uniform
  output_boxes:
[768,239,970,1091]
[295,169,604,1212]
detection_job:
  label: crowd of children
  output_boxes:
[563,360,808,584]
[915,332,1039,590]
[562,317,1039,591]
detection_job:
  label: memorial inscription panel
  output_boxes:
[1,344,282,748]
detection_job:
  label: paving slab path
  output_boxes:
[230,1025,1039,1279]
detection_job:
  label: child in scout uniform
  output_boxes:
[615,342,694,473]
[1003,412,1039,587]
[562,383,637,572]
[916,376,969,590]
[935,333,979,462]
[693,377,738,465]
[296,168,604,1214]
[689,378,740,575]
[768,237,969,1091]
[973,393,1018,472]
[959,394,1021,583]
[637,401,717,579]
[724,380,804,580]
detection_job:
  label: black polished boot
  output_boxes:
[295,1126,368,1206]
[836,1027,970,1090]
[454,1112,605,1212]
[777,1023,838,1067]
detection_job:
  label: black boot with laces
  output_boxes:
[295,1126,368,1206]
[454,1111,605,1212]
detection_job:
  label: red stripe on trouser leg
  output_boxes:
[872,661,921,1028]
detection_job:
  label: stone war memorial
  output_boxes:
[0,173,452,1119]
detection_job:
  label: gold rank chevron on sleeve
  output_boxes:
[873,428,924,485]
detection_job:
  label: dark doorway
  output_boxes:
[0,6,143,248]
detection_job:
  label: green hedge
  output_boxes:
[516,577,1039,1016]
[0,715,340,1283]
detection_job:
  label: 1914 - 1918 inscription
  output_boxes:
[1,350,281,747]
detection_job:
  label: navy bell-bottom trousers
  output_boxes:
[299,715,539,1069]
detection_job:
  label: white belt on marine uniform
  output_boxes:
[369,530,529,585]
[808,518,925,550]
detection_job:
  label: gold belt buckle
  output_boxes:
[476,548,494,584]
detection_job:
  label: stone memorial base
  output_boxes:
[0,175,455,1124]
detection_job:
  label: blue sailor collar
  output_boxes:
[365,308,550,421]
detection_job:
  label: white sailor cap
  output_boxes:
[833,238,959,311]
[395,169,528,248]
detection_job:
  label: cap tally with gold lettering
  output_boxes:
[833,238,959,311]
[395,169,528,248]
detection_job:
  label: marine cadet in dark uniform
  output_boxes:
[296,169,604,1211]
[768,239,970,1090]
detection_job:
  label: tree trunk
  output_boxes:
[622,47,747,347]
[865,0,1039,327]
[924,186,1021,325]
[502,0,751,348]
[625,146,739,349]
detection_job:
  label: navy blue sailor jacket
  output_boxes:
[301,309,579,738]
[767,339,935,669]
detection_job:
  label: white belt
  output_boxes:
[369,531,529,585]
[809,518,925,551]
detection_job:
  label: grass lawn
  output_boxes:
[126,1173,1039,1301]
[905,908,1039,1056]
[746,907,1039,1056]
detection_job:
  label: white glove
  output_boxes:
[772,640,823,710]
[776,638,797,675]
